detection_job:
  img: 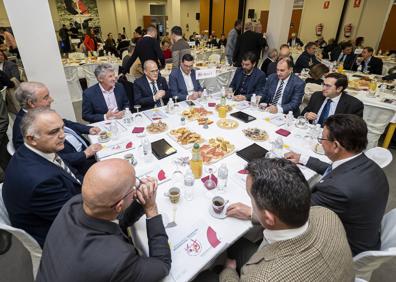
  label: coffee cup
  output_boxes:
[165,187,180,204]
[212,196,225,214]
[123,153,136,165]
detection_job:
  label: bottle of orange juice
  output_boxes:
[337,63,344,73]
[190,143,203,179]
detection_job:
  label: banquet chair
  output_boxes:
[81,63,98,88]
[0,183,42,279]
[353,209,396,281]
[365,147,393,168]
[363,104,395,149]
[6,141,15,156]
[64,65,83,102]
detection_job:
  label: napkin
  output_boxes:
[157,169,167,181]
[207,226,221,248]
[132,127,144,133]
[238,169,249,174]
[201,174,218,185]
[208,102,216,107]
[126,141,133,149]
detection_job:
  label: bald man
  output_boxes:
[37,159,171,282]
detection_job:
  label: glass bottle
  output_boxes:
[190,143,203,179]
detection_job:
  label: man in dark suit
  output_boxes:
[82,63,129,123]
[122,25,165,73]
[169,53,203,101]
[36,159,171,282]
[13,82,102,175]
[134,60,169,111]
[286,114,389,255]
[294,42,321,73]
[352,47,383,75]
[266,44,294,76]
[262,58,305,116]
[330,42,356,70]
[229,52,266,101]
[287,33,304,47]
[233,22,267,67]
[3,108,82,247]
[302,73,364,126]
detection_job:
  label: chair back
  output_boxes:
[365,147,393,168]
[64,65,83,102]
[381,209,396,250]
[81,63,98,88]
[363,104,395,149]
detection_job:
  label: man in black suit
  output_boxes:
[233,22,267,67]
[330,42,356,70]
[302,73,364,126]
[285,114,389,255]
[287,33,304,47]
[133,60,169,111]
[37,159,171,281]
[13,82,102,175]
[122,25,165,73]
[266,44,294,76]
[352,47,383,75]
[294,42,321,73]
[3,108,82,247]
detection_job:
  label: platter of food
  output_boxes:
[169,127,204,148]
[146,120,168,134]
[243,128,269,141]
[200,137,235,164]
[197,117,214,125]
[182,107,213,120]
[216,119,239,129]
[348,77,371,90]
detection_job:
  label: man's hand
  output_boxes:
[226,203,252,220]
[225,258,237,270]
[136,177,158,218]
[89,127,101,135]
[265,105,278,114]
[84,143,102,158]
[188,91,201,100]
[233,95,246,101]
[284,151,301,164]
[105,110,119,120]
[113,111,124,119]
[304,112,317,121]
[154,90,166,101]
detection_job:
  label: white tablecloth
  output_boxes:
[88,98,328,282]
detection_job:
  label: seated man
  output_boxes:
[13,82,102,175]
[220,158,353,281]
[3,108,82,247]
[287,32,304,47]
[82,63,129,123]
[285,114,389,255]
[330,42,355,70]
[352,46,383,75]
[134,60,169,111]
[266,44,294,75]
[229,52,266,101]
[262,58,305,116]
[168,53,203,101]
[37,159,171,281]
[294,42,321,73]
[302,73,363,126]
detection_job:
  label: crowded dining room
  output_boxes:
[1,0,396,281]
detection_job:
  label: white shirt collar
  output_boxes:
[24,143,56,163]
[180,67,191,77]
[146,76,157,86]
[280,74,291,84]
[99,83,114,94]
[328,93,341,103]
[263,221,309,244]
[332,153,362,170]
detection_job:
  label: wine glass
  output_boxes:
[134,104,142,125]
[173,96,180,109]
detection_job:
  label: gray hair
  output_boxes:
[94,63,115,80]
[21,108,56,140]
[268,48,278,59]
[143,60,157,71]
[15,82,47,109]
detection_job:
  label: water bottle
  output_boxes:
[202,88,208,101]
[217,163,228,193]
[220,87,226,105]
[273,137,284,157]
[250,93,257,108]
[142,137,152,162]
[184,168,195,201]
[123,107,133,127]
[110,120,119,139]
[286,111,294,127]
[167,98,174,113]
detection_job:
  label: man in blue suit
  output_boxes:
[229,52,266,101]
[82,63,129,123]
[262,58,305,116]
[13,82,102,175]
[3,108,82,247]
[134,60,169,111]
[168,54,203,101]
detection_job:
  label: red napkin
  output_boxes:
[208,102,216,107]
[238,169,249,174]
[207,226,221,248]
[132,127,144,133]
[157,169,166,181]
[201,174,218,185]
[125,142,133,149]
[276,128,291,137]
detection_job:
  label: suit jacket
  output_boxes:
[36,195,171,282]
[307,154,389,255]
[133,75,169,111]
[330,47,356,70]
[233,31,267,66]
[220,207,354,282]
[262,73,305,116]
[287,37,304,47]
[168,68,203,101]
[294,51,320,73]
[352,56,383,75]
[82,82,129,123]
[229,67,266,101]
[266,56,294,76]
[302,91,364,120]
[2,60,20,81]
[122,36,165,73]
[2,145,82,247]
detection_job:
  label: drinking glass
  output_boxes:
[134,104,143,125]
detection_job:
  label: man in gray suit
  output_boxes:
[37,159,171,281]
[225,20,242,65]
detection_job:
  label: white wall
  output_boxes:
[180,0,200,37]
[245,0,270,22]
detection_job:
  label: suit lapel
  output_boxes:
[95,84,109,112]
[335,93,347,114]
[313,94,326,113]
[281,75,293,104]
[247,69,257,94]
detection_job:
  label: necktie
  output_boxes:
[64,127,88,150]
[322,165,333,178]
[272,80,284,105]
[54,154,81,184]
[317,99,332,126]
[151,81,163,107]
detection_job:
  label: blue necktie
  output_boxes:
[322,165,333,178]
[64,127,88,149]
[317,99,332,126]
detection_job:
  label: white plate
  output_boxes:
[209,205,227,219]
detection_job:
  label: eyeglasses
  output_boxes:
[109,177,141,209]
[149,69,159,74]
[317,137,332,144]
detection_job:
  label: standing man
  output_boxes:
[225,20,242,65]
[294,42,321,73]
[170,26,191,69]
[59,24,71,54]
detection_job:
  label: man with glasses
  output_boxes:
[37,159,171,281]
[168,54,203,101]
[134,60,169,111]
[302,73,363,126]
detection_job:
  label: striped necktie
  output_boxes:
[54,154,81,184]
[151,81,163,107]
[272,80,284,105]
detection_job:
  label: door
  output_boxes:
[260,11,269,32]
[378,4,396,52]
[288,9,302,38]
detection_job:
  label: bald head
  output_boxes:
[144,60,159,81]
[82,159,136,218]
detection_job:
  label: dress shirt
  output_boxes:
[99,83,117,120]
[337,53,347,63]
[259,221,309,249]
[0,62,3,71]
[299,152,362,169]
[275,74,291,113]
[181,68,194,95]
[363,56,372,72]
[314,94,341,124]
[146,77,160,102]
[25,143,56,164]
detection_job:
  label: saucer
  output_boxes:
[98,136,111,143]
[209,205,227,219]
